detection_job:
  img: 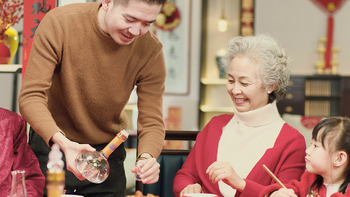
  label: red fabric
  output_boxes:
[259,171,350,197]
[301,116,322,129]
[325,15,334,69]
[0,108,45,197]
[173,114,306,197]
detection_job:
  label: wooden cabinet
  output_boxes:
[340,77,350,117]
[277,75,305,115]
[277,75,350,118]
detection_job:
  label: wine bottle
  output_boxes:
[46,144,65,197]
[75,129,129,183]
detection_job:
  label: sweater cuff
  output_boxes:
[239,178,267,197]
[258,184,281,197]
[49,131,65,147]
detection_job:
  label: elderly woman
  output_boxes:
[173,34,306,197]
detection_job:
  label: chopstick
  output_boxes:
[262,164,287,189]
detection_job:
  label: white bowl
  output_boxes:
[183,194,217,197]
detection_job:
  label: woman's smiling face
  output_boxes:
[226,56,273,112]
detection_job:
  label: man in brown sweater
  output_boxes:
[19,0,167,196]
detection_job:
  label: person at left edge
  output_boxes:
[18,0,167,196]
[0,107,45,197]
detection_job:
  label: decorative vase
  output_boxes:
[216,48,227,79]
[0,27,19,64]
[216,56,226,79]
[0,41,11,64]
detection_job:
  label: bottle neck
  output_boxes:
[101,130,128,158]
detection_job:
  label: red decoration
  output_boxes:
[310,0,348,70]
[301,116,322,129]
[0,42,11,64]
[310,0,347,13]
[0,0,24,40]
[240,0,255,36]
[153,1,181,33]
[22,0,56,78]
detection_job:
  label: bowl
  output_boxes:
[183,194,217,197]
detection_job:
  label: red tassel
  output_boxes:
[325,15,333,70]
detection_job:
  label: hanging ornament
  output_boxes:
[310,0,348,71]
[153,1,181,33]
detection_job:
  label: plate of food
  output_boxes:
[125,190,159,197]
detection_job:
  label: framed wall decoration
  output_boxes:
[22,0,57,77]
[240,0,255,36]
[154,0,192,95]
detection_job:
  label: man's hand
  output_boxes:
[51,132,96,180]
[131,153,160,184]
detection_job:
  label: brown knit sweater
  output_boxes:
[19,2,166,158]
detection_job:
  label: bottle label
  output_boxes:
[47,189,63,197]
[117,130,128,141]
[109,143,117,150]
[102,130,129,157]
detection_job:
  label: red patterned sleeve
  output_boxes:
[0,108,45,197]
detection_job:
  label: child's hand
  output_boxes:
[270,188,297,197]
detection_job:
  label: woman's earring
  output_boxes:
[267,91,271,94]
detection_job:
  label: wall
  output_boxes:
[160,0,202,131]
[255,0,350,75]
[202,0,241,79]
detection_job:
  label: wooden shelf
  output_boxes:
[201,78,226,85]
[305,96,340,100]
[0,64,22,73]
[200,105,233,113]
[199,79,230,129]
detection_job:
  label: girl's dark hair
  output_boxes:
[308,116,350,194]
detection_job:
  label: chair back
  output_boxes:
[137,130,198,197]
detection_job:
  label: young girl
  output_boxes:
[259,116,350,197]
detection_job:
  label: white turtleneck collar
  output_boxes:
[232,100,281,127]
